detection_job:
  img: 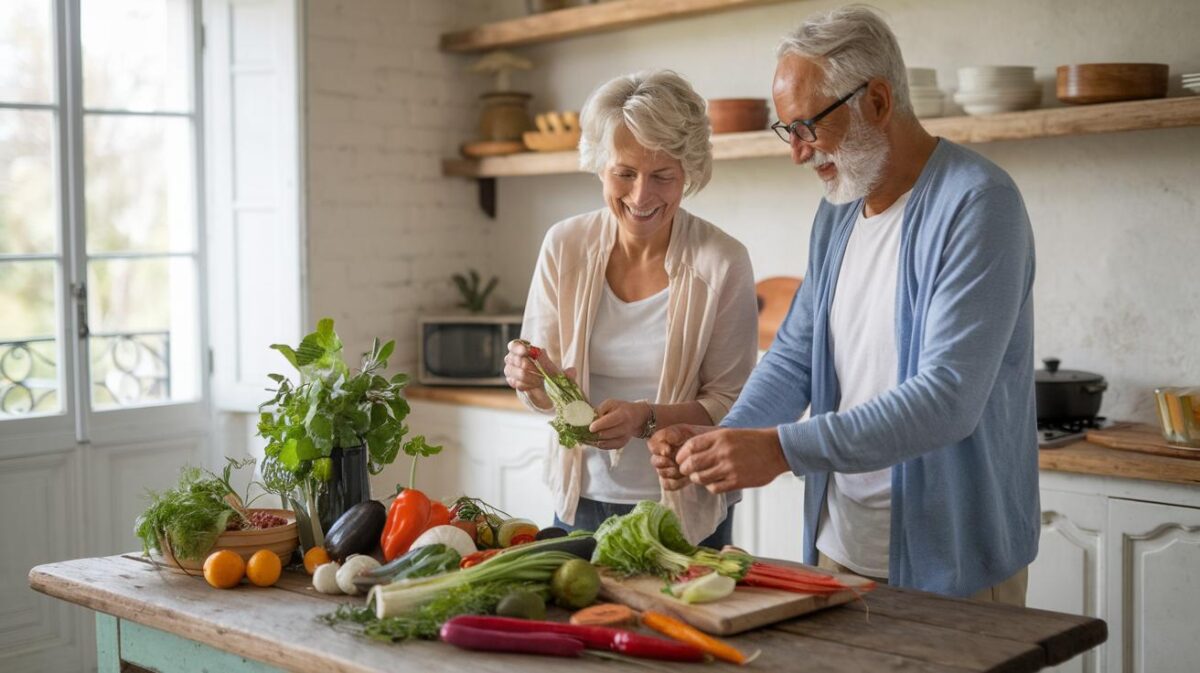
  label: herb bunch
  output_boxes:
[256,318,440,546]
[133,458,259,561]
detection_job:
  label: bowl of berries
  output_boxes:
[158,508,298,573]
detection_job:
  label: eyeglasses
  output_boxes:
[770,82,869,144]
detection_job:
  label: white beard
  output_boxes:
[807,107,890,205]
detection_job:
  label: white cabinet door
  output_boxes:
[1028,489,1107,673]
[733,474,805,561]
[399,401,554,528]
[1106,498,1200,673]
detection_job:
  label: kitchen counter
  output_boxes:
[1038,439,1200,487]
[30,554,1105,673]
[405,387,1200,488]
[406,384,528,412]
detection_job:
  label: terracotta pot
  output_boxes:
[479,92,534,142]
[707,98,768,134]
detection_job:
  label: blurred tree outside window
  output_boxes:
[0,0,202,419]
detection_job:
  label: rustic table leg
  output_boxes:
[95,613,121,673]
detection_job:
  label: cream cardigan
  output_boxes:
[518,207,758,543]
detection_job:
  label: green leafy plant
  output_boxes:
[451,269,499,314]
[134,458,261,561]
[592,501,752,580]
[257,318,440,548]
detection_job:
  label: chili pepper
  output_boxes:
[459,548,502,569]
[440,621,584,657]
[446,615,706,662]
[380,487,431,562]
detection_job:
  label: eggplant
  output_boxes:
[535,526,569,541]
[494,531,596,562]
[324,499,386,561]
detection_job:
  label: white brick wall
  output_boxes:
[304,0,522,371]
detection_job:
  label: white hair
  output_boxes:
[578,70,712,196]
[777,5,913,118]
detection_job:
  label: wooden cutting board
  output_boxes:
[1087,423,1200,460]
[598,565,873,636]
[756,276,802,350]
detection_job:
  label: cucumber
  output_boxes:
[561,400,595,427]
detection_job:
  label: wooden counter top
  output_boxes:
[1038,439,1200,487]
[30,554,1105,673]
[405,384,528,412]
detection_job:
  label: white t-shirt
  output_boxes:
[581,282,668,503]
[816,190,910,578]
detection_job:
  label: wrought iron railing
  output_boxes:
[0,331,171,416]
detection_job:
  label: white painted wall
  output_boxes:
[303,0,520,374]
[482,0,1200,424]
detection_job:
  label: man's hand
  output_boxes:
[648,425,718,491]
[674,428,791,494]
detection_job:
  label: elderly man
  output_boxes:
[649,6,1037,605]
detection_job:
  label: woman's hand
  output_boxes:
[504,340,558,410]
[586,399,651,451]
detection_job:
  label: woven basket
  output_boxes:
[154,508,298,574]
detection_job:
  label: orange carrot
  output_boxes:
[569,603,638,627]
[640,610,755,665]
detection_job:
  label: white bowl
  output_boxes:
[1183,83,1200,95]
[958,66,1036,89]
[955,87,1041,103]
[908,67,938,87]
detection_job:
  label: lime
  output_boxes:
[550,559,600,609]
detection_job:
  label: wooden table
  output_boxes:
[29,554,1106,673]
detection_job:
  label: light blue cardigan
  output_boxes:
[723,140,1039,596]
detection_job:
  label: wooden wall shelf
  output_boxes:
[444,96,1200,179]
[441,0,792,53]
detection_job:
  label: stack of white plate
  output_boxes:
[953,66,1042,115]
[908,67,945,118]
[1183,73,1200,95]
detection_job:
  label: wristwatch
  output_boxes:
[637,401,657,439]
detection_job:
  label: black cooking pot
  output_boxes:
[1035,358,1107,422]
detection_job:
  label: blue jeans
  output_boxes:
[554,497,736,549]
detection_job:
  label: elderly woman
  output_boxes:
[504,70,758,547]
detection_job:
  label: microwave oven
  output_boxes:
[417,314,523,386]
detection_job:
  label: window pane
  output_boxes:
[88,257,198,410]
[0,261,61,418]
[82,0,191,112]
[84,115,195,253]
[0,109,58,254]
[0,0,54,104]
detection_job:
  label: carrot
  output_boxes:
[569,603,638,628]
[640,610,755,665]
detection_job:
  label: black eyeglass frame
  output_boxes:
[770,82,869,144]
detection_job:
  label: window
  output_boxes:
[0,0,203,427]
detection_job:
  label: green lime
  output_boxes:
[550,559,600,610]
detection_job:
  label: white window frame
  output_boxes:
[0,0,211,457]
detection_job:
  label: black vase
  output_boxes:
[317,444,371,534]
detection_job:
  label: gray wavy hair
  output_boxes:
[777,5,913,118]
[578,70,712,196]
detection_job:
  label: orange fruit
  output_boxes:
[246,549,282,587]
[203,549,245,589]
[303,546,331,575]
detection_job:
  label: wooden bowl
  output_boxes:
[523,128,581,152]
[1056,63,1168,104]
[707,98,768,134]
[154,508,299,574]
[460,140,526,158]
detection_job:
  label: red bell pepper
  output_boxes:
[427,500,452,529]
[380,487,431,562]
